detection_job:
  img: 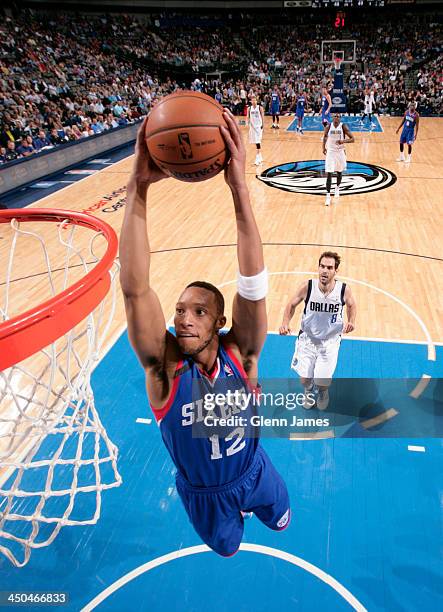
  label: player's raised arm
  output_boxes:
[279,282,309,335]
[119,120,179,399]
[220,109,267,372]
[343,285,357,334]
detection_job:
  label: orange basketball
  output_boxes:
[145,91,229,183]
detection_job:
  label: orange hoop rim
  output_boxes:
[0,208,118,370]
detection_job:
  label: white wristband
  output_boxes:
[237,268,268,301]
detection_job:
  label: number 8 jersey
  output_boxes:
[301,279,346,341]
[151,340,258,487]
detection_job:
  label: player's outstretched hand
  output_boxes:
[279,325,291,335]
[343,322,355,334]
[220,109,246,190]
[130,117,169,185]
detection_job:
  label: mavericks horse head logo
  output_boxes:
[257,161,396,196]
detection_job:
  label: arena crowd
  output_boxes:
[0,9,441,164]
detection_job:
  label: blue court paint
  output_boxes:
[288,116,383,133]
[0,333,442,611]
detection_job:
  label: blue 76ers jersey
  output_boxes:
[322,95,330,112]
[152,341,259,487]
[296,95,305,113]
[271,92,280,108]
[402,111,417,132]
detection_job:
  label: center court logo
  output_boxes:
[258,160,397,196]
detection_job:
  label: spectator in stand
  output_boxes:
[33,129,53,151]
[71,124,83,139]
[49,128,66,146]
[118,112,129,126]
[16,135,36,157]
[81,121,94,137]
[1,123,21,148]
[0,147,7,164]
[4,141,19,162]
[91,117,104,134]
[105,115,119,130]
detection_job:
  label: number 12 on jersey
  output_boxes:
[209,428,245,460]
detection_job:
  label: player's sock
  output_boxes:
[405,154,411,163]
[302,382,315,409]
[325,193,331,206]
[397,152,405,161]
[335,172,342,199]
[326,173,332,193]
[317,389,329,411]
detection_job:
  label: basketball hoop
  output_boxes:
[0,208,122,567]
[333,55,342,72]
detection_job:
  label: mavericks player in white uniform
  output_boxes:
[323,113,354,206]
[279,252,357,409]
[248,96,265,165]
[361,87,376,126]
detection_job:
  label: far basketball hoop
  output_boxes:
[320,39,356,66]
[333,55,343,72]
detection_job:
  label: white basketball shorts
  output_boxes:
[291,332,341,380]
[325,149,346,173]
[249,124,263,144]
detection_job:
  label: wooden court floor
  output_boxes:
[2,115,443,353]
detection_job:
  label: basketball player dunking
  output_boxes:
[323,113,355,206]
[279,252,357,410]
[248,96,265,165]
[120,111,290,557]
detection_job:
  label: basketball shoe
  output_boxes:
[317,389,329,411]
[302,383,315,410]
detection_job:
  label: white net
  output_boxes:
[0,212,122,567]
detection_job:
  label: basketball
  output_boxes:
[145,91,229,183]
